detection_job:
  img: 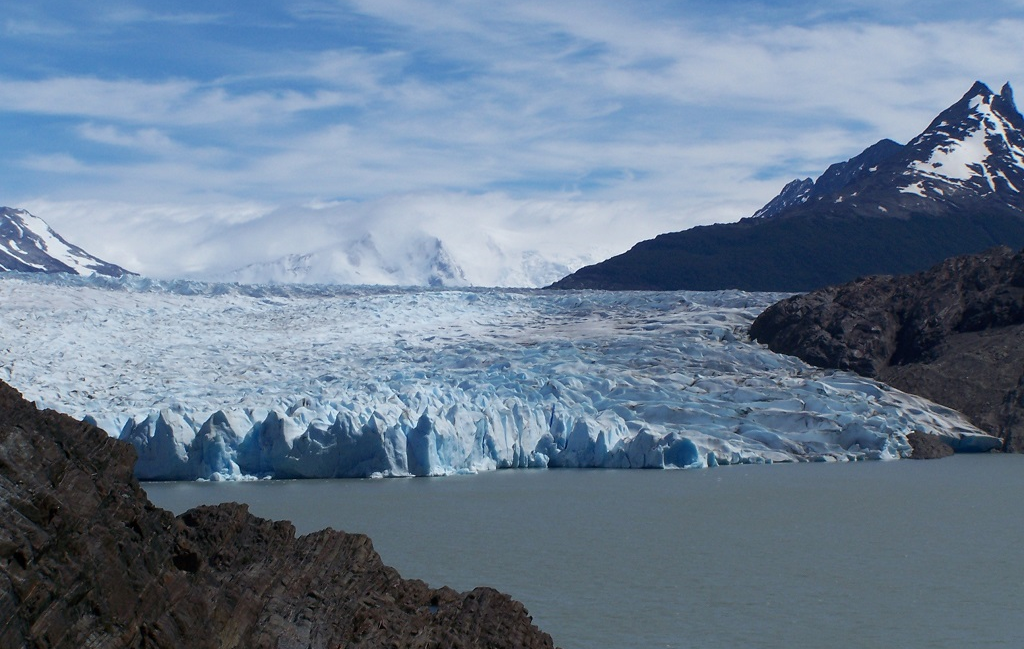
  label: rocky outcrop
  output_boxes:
[0,380,556,648]
[750,246,1024,453]
[905,432,955,459]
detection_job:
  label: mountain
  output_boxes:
[749,138,905,220]
[202,199,608,288]
[224,233,469,287]
[0,207,134,277]
[217,226,597,288]
[550,81,1024,292]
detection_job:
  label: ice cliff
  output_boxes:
[0,274,997,480]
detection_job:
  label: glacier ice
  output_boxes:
[0,273,998,480]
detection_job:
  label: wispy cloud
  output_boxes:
[0,76,355,126]
[3,17,74,37]
[20,154,91,175]
[76,124,177,151]
[101,8,229,26]
[4,1,1024,280]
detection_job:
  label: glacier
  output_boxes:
[0,273,997,480]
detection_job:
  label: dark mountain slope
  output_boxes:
[555,202,1024,292]
[750,138,905,220]
[551,81,1024,292]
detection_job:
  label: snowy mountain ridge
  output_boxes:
[752,81,1024,219]
[224,233,469,287]
[221,233,592,288]
[751,139,905,219]
[553,80,1024,292]
[0,207,134,277]
[198,198,609,288]
[898,81,1024,202]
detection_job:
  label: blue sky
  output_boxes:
[3,1,1024,279]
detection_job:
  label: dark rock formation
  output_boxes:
[905,432,955,459]
[0,380,556,648]
[750,246,1024,453]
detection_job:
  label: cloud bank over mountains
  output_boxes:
[3,1,1024,280]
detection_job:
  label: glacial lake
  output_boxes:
[145,455,1024,649]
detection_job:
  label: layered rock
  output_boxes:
[0,380,556,648]
[750,246,1024,453]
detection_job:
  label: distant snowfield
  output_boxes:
[0,274,997,480]
[30,195,655,288]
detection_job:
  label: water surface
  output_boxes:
[146,456,1024,649]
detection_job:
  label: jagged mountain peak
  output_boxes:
[813,138,904,194]
[750,178,814,219]
[897,80,1024,203]
[945,80,1014,113]
[0,207,134,278]
[966,79,995,97]
[1000,82,1014,104]
[913,80,1021,144]
[961,79,1014,108]
[751,81,1024,220]
[750,138,904,220]
[551,79,1024,292]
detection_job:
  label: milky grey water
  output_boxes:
[145,456,1024,649]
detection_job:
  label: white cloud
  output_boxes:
[25,194,678,286]
[20,154,91,175]
[5,2,1024,282]
[77,124,176,151]
[3,17,73,36]
[0,76,354,127]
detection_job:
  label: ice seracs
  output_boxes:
[0,274,997,480]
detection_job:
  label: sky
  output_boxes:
[3,1,1024,281]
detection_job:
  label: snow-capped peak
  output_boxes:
[900,81,1024,200]
[751,81,1024,221]
[224,233,469,287]
[0,207,134,277]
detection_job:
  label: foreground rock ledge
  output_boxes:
[750,245,1024,453]
[0,380,556,649]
